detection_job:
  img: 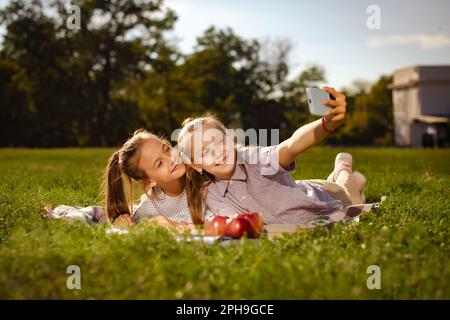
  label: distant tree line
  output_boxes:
[0,0,393,147]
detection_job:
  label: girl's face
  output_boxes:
[137,137,186,186]
[188,123,236,179]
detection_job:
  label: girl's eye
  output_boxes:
[164,145,170,153]
[158,160,163,168]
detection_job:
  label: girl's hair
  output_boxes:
[103,129,161,223]
[178,114,231,223]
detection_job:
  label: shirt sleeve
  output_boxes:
[243,145,296,176]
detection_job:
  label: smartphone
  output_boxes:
[306,87,334,116]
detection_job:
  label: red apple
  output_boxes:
[204,215,229,236]
[225,217,255,238]
[234,212,264,237]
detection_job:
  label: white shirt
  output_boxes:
[132,188,211,223]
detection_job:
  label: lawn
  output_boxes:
[0,147,449,299]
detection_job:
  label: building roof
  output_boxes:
[413,115,449,124]
[388,65,450,90]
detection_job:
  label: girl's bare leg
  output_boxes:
[335,171,363,205]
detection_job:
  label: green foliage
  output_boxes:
[281,64,327,139]
[0,0,396,147]
[0,147,449,299]
[332,75,394,145]
[0,0,176,146]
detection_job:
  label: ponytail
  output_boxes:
[105,151,130,222]
[182,117,194,127]
[102,129,159,223]
[185,167,214,225]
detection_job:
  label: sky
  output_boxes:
[1,0,449,90]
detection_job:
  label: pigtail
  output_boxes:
[185,167,212,225]
[105,151,130,222]
[128,175,134,216]
[182,117,194,127]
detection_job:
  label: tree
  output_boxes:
[51,0,177,145]
[0,59,30,146]
[280,65,326,139]
[331,75,393,145]
[0,0,177,146]
[192,27,289,130]
[124,41,190,136]
[0,0,80,146]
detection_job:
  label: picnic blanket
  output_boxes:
[263,199,385,239]
[178,198,385,244]
[44,197,385,240]
[44,204,108,224]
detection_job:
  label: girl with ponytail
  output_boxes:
[104,128,211,228]
[178,89,368,227]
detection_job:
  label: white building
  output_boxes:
[389,65,450,147]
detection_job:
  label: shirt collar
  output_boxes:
[214,164,247,197]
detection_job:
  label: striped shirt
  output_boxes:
[205,145,344,224]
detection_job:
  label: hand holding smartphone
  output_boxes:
[306,86,335,116]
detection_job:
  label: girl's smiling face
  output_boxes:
[187,123,236,180]
[137,137,186,186]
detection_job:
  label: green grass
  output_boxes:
[0,147,449,299]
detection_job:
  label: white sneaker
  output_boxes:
[353,171,367,203]
[327,152,353,182]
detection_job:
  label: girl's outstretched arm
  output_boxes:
[276,87,347,168]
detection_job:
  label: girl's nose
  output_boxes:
[215,151,224,164]
[204,156,215,166]
[170,148,183,164]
